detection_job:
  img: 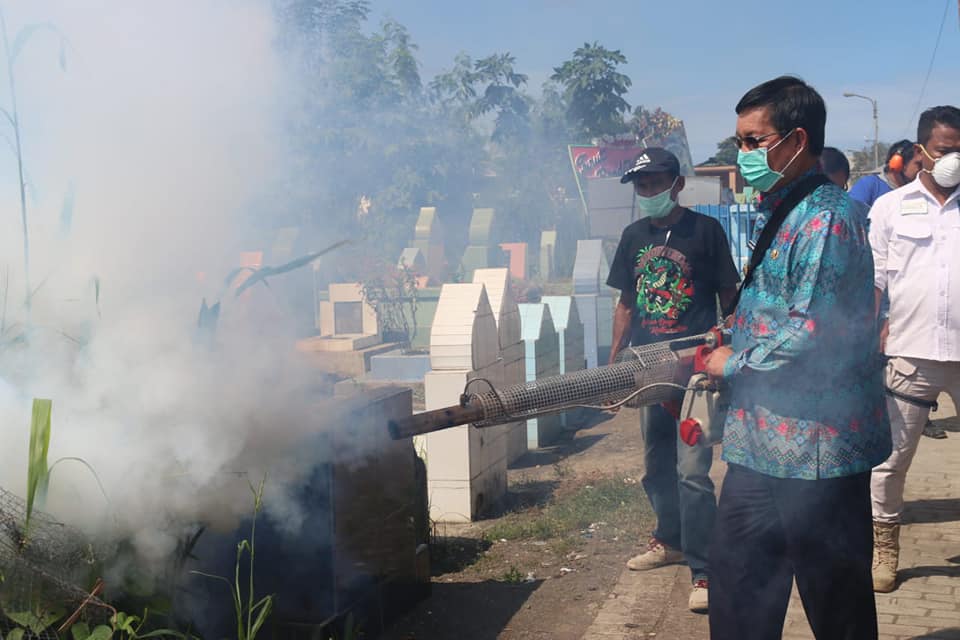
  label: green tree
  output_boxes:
[849,142,890,176]
[472,53,530,143]
[379,18,421,97]
[700,136,739,166]
[429,52,479,111]
[551,42,631,140]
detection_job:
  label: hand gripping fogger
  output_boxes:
[387,327,730,446]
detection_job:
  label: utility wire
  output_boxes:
[905,0,951,135]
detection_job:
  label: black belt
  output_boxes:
[885,386,939,411]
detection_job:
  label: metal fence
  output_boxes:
[693,204,758,271]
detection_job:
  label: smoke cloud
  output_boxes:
[0,0,329,569]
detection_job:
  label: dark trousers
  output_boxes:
[640,404,716,579]
[709,464,877,640]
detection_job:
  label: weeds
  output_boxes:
[499,566,524,584]
[192,476,273,640]
[485,476,650,542]
[25,398,52,533]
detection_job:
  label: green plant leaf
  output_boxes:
[248,595,273,639]
[25,398,52,531]
[8,627,26,640]
[88,624,114,640]
[4,601,66,634]
[72,621,91,640]
[138,629,190,639]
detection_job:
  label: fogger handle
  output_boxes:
[388,403,486,439]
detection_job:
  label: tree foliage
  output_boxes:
[271,3,646,282]
[551,42,631,140]
[714,136,739,165]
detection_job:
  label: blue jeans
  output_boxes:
[640,403,716,580]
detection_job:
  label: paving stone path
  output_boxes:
[582,397,960,640]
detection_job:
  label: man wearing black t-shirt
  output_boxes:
[606,147,740,613]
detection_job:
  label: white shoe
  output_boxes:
[688,578,708,613]
[626,537,684,571]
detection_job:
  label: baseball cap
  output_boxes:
[620,147,681,183]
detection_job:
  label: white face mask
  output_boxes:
[920,146,960,189]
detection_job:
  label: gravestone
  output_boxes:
[297,283,393,377]
[397,247,427,275]
[543,296,586,428]
[413,207,445,283]
[518,303,562,448]
[499,242,528,280]
[539,230,557,281]
[422,283,506,522]
[460,208,505,280]
[318,283,379,344]
[572,239,615,368]
[473,268,526,464]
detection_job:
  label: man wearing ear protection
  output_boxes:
[850,139,924,207]
[868,105,960,593]
[606,147,740,613]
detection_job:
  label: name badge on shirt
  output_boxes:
[900,198,928,216]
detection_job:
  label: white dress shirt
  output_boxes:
[869,177,960,361]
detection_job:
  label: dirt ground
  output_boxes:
[381,408,656,640]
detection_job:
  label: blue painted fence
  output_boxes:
[693,204,758,272]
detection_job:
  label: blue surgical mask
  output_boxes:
[636,178,678,219]
[737,129,802,192]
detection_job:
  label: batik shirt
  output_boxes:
[720,170,892,480]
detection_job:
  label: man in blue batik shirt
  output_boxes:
[703,76,892,640]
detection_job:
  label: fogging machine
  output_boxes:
[388,328,730,447]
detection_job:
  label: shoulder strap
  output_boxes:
[723,173,831,317]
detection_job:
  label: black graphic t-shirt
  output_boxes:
[606,209,740,346]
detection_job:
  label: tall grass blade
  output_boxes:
[25,398,52,532]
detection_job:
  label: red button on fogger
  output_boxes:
[680,418,703,446]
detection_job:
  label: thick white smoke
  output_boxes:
[0,1,329,567]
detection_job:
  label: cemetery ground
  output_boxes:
[382,406,662,640]
[384,400,960,640]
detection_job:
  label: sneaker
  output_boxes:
[626,537,684,571]
[688,578,708,613]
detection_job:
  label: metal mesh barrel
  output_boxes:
[471,340,682,427]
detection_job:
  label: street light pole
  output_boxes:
[844,92,879,170]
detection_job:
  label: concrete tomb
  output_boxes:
[572,239,616,368]
[473,268,526,464]
[397,246,428,275]
[499,242,528,281]
[518,303,562,448]
[460,208,505,280]
[421,283,506,522]
[539,230,557,280]
[298,283,395,377]
[413,206,446,283]
[543,296,586,428]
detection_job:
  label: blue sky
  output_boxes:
[371,0,960,163]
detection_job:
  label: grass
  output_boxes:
[499,566,525,584]
[485,476,651,542]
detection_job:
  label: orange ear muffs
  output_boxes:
[888,153,904,172]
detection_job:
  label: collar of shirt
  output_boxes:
[908,175,960,209]
[756,168,819,212]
